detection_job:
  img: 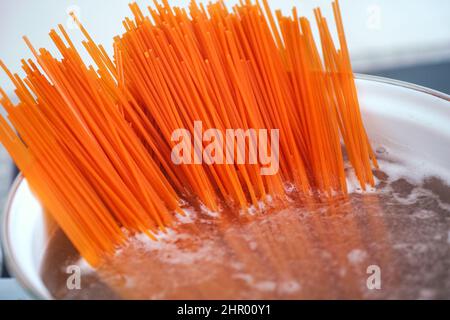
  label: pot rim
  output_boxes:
[1,74,449,300]
[1,174,44,299]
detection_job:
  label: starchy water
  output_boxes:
[41,146,450,299]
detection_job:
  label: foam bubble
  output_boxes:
[347,249,368,265]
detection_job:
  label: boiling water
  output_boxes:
[40,146,450,299]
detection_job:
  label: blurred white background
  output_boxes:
[0,0,449,94]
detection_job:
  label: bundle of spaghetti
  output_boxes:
[0,0,377,265]
[0,32,182,265]
[114,0,377,202]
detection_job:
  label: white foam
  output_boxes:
[344,142,450,199]
[176,207,197,224]
[378,146,450,187]
[346,172,377,194]
[249,241,258,251]
[232,273,254,284]
[412,209,436,220]
[418,288,436,300]
[254,280,276,292]
[347,249,368,265]
[200,203,221,218]
[390,187,431,206]
[278,280,301,294]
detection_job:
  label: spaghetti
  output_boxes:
[0,0,377,266]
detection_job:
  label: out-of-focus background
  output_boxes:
[0,0,449,296]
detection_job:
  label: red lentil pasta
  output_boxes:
[0,0,377,266]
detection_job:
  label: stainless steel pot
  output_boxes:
[1,75,450,299]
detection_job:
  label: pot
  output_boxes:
[2,75,449,299]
